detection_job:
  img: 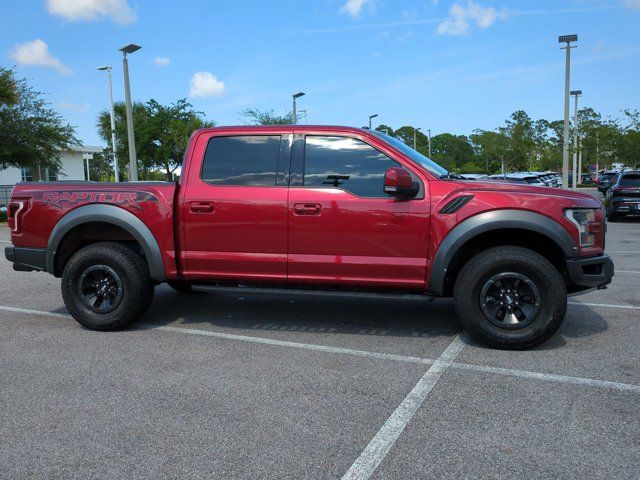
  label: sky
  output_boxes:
[2,0,640,146]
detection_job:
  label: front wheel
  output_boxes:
[453,246,566,349]
[61,242,155,331]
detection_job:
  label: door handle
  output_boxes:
[293,203,321,216]
[190,201,215,213]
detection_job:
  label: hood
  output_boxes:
[448,180,600,202]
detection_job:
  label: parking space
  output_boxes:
[1,206,639,479]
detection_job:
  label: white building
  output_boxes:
[0,145,105,185]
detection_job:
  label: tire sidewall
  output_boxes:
[62,244,153,330]
[455,248,566,348]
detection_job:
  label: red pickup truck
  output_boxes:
[5,125,613,348]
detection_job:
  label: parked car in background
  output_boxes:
[459,173,489,180]
[597,171,620,194]
[488,173,548,186]
[529,172,558,187]
[605,171,640,221]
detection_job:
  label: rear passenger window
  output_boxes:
[201,135,281,186]
[303,136,400,197]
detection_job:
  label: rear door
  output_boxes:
[287,132,430,289]
[180,130,292,282]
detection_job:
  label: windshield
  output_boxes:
[369,130,449,178]
[619,174,640,187]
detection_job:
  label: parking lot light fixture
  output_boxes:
[119,43,141,181]
[559,34,578,190]
[97,66,119,182]
[292,92,305,125]
[571,90,582,190]
[368,114,378,129]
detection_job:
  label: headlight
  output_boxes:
[565,208,597,247]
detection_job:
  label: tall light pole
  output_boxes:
[120,43,141,181]
[427,129,432,158]
[571,89,582,190]
[299,109,308,124]
[559,34,577,190]
[97,66,119,182]
[368,114,378,129]
[413,127,421,150]
[292,92,305,125]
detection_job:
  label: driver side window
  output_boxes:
[303,136,400,198]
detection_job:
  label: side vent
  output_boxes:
[439,195,474,214]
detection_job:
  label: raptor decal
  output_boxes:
[42,191,158,210]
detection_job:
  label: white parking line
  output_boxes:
[568,301,640,310]
[616,270,640,274]
[341,336,466,480]
[607,250,640,254]
[1,305,639,395]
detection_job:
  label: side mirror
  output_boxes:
[384,167,418,198]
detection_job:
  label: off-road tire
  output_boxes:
[61,242,154,331]
[453,246,566,349]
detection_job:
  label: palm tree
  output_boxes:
[0,68,19,105]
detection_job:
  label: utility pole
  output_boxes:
[559,34,578,190]
[413,127,421,150]
[571,90,582,190]
[292,92,305,125]
[97,66,119,182]
[120,43,141,181]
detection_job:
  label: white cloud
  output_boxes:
[10,39,71,74]
[188,71,225,98]
[622,0,640,9]
[58,101,90,113]
[340,0,372,18]
[46,0,136,24]
[437,1,506,36]
[154,56,170,66]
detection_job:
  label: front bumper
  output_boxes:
[566,254,614,289]
[4,246,47,272]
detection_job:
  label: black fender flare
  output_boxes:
[427,209,577,296]
[47,204,166,281]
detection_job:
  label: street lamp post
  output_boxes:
[292,92,305,125]
[120,43,141,181]
[368,114,378,130]
[559,34,578,190]
[571,89,582,190]
[299,109,308,124]
[413,127,421,150]
[97,66,119,182]
[427,129,432,158]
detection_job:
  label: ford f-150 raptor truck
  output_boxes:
[4,126,614,348]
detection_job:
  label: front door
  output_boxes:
[181,132,291,282]
[287,133,430,289]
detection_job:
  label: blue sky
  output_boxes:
[2,0,640,146]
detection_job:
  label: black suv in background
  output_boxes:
[597,171,619,194]
[606,171,640,221]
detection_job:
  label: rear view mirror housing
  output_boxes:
[384,167,419,198]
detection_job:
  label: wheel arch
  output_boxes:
[47,204,166,281]
[427,209,577,297]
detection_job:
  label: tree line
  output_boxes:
[1,66,638,183]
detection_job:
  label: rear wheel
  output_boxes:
[61,242,154,331]
[607,206,618,222]
[453,246,566,349]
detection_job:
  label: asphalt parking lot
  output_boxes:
[1,188,639,479]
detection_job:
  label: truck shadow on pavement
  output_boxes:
[132,286,608,349]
